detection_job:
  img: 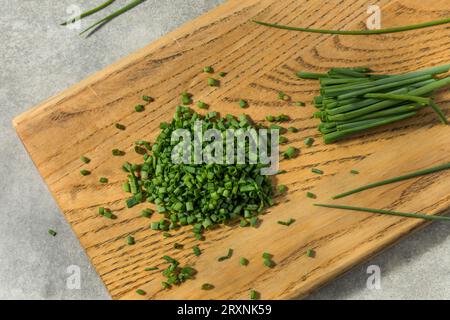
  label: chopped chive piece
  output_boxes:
[279,136,288,144]
[112,149,125,156]
[80,156,91,164]
[115,123,126,130]
[306,249,315,258]
[141,208,153,218]
[306,192,317,199]
[239,99,248,108]
[122,183,131,193]
[99,207,116,219]
[174,243,184,250]
[250,216,259,227]
[135,104,145,112]
[240,257,249,266]
[277,218,295,226]
[163,232,172,238]
[134,146,147,155]
[239,219,249,227]
[48,229,57,237]
[219,71,227,77]
[203,66,213,73]
[80,169,91,176]
[127,235,135,245]
[201,283,214,290]
[144,267,158,271]
[266,115,275,122]
[304,137,314,147]
[278,91,286,100]
[161,282,171,289]
[196,101,208,109]
[218,248,233,262]
[207,78,219,87]
[151,222,159,230]
[136,289,146,296]
[311,168,324,175]
[99,177,108,183]
[350,169,360,174]
[193,245,201,256]
[263,259,274,268]
[262,252,272,259]
[288,127,298,133]
[277,170,287,175]
[142,95,154,102]
[249,289,259,300]
[269,124,286,133]
[283,146,298,159]
[277,184,288,194]
[295,101,306,107]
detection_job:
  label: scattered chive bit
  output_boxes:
[283,146,298,159]
[142,95,154,102]
[262,252,272,259]
[122,183,131,193]
[239,219,249,227]
[161,282,171,289]
[295,101,306,107]
[181,92,192,105]
[115,123,126,130]
[266,115,275,122]
[278,91,287,100]
[135,140,151,150]
[240,257,249,266]
[112,149,125,156]
[288,127,298,133]
[99,207,116,219]
[249,290,259,300]
[201,283,214,290]
[80,169,91,176]
[134,146,147,155]
[99,177,108,183]
[218,71,227,77]
[218,248,233,262]
[207,77,219,87]
[144,267,158,271]
[197,101,209,109]
[127,235,135,245]
[263,259,275,268]
[273,114,290,122]
[311,168,324,175]
[277,170,288,175]
[277,184,288,194]
[163,232,172,238]
[277,218,295,226]
[141,208,153,218]
[203,66,214,73]
[306,192,317,199]
[193,245,201,256]
[161,256,196,288]
[174,243,184,250]
[80,156,90,164]
[48,229,57,237]
[350,169,360,174]
[136,289,146,296]
[135,104,145,112]
[306,249,315,258]
[279,136,288,144]
[239,99,248,108]
[250,216,259,227]
[304,137,315,147]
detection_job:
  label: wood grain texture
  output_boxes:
[13,0,450,299]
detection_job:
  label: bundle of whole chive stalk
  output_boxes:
[297,64,450,144]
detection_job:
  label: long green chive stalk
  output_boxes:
[314,203,450,222]
[61,0,116,26]
[333,162,450,199]
[80,0,146,36]
[253,17,450,35]
[300,65,450,143]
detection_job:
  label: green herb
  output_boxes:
[266,115,275,122]
[80,156,90,164]
[239,99,248,108]
[174,243,184,250]
[136,289,146,295]
[134,146,147,155]
[201,283,214,290]
[250,216,259,227]
[249,289,259,300]
[304,137,314,147]
[193,245,201,256]
[314,203,450,222]
[364,93,430,105]
[277,184,288,194]
[48,229,57,237]
[196,101,208,109]
[80,169,91,176]
[262,252,272,259]
[333,162,450,199]
[218,248,233,262]
[277,170,287,175]
[99,207,115,219]
[277,218,295,226]
[350,169,359,174]
[135,104,145,112]
[127,235,135,245]
[112,149,125,156]
[306,192,316,199]
[295,101,306,107]
[115,123,126,130]
[145,267,158,271]
[99,177,108,183]
[142,95,154,102]
[61,0,116,26]
[181,92,192,105]
[207,78,219,87]
[161,256,196,288]
[80,0,146,36]
[141,208,153,218]
[278,91,286,100]
[263,259,274,268]
[240,257,249,266]
[311,168,324,175]
[253,17,450,35]
[163,232,171,238]
[306,249,315,258]
[279,136,288,144]
[288,127,298,133]
[283,146,298,159]
[203,66,213,73]
[219,72,227,77]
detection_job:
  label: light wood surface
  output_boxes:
[13,0,450,299]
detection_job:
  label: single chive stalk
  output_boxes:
[80,156,90,164]
[364,93,430,105]
[48,229,57,237]
[333,162,450,199]
[61,0,116,26]
[314,203,450,222]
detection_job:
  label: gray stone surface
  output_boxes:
[1,0,449,300]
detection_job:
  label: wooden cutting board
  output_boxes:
[13,0,450,299]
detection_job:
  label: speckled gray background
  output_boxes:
[2,0,450,300]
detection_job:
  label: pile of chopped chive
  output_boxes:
[297,64,450,144]
[121,106,274,239]
[161,255,196,288]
